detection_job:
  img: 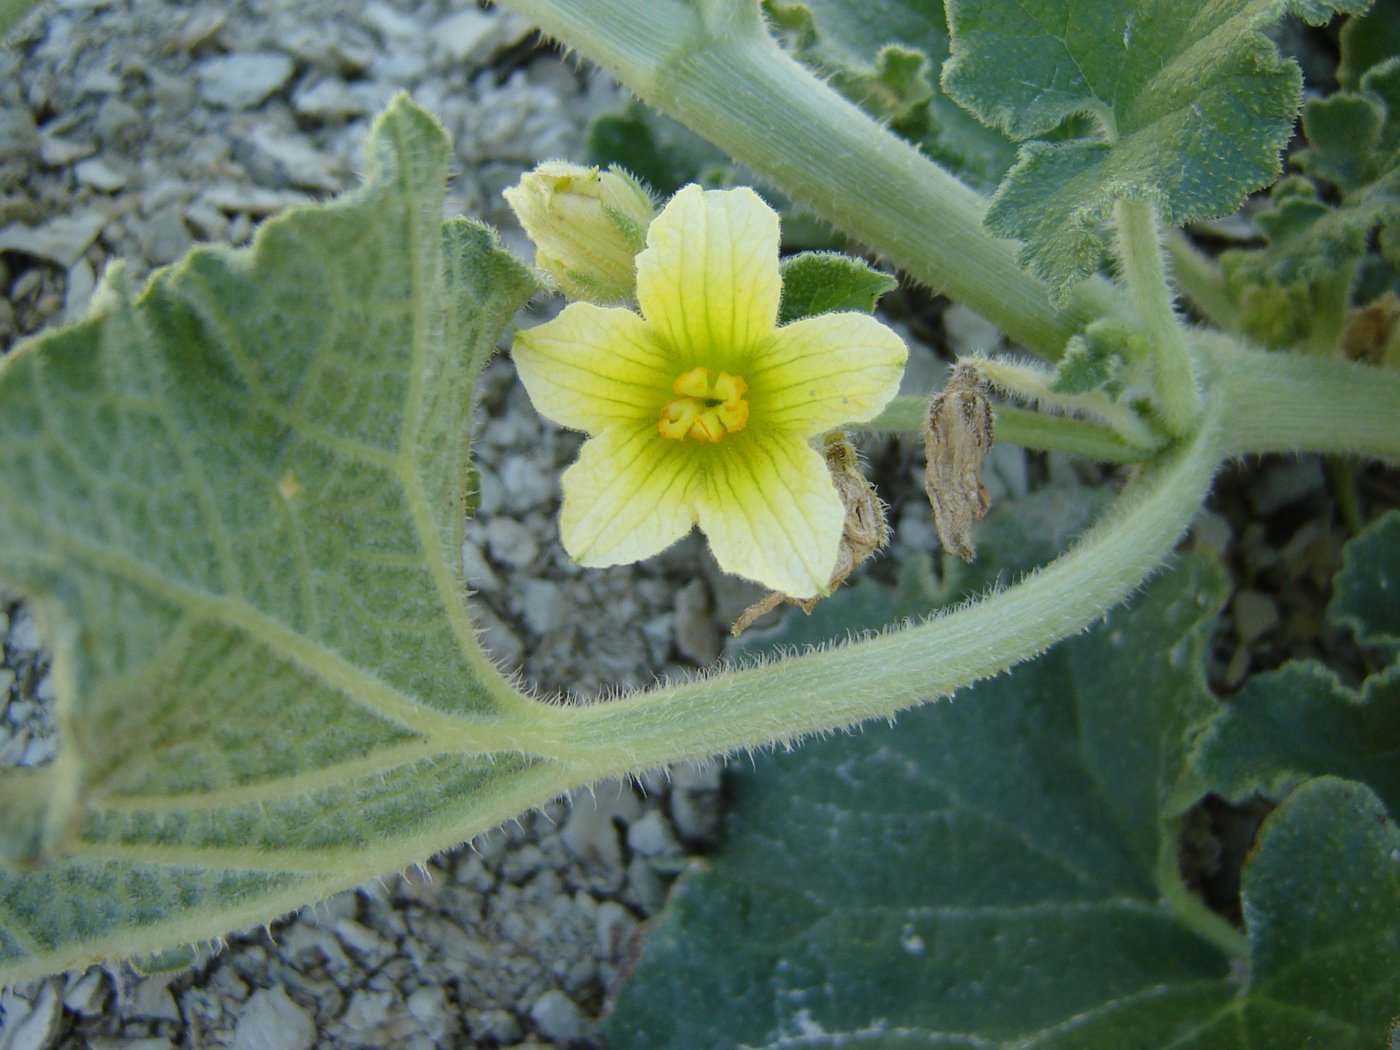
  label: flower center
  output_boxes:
[658,366,750,443]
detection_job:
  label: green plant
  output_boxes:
[0,0,1397,1042]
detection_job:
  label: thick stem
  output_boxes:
[1114,200,1200,435]
[1202,334,1400,461]
[861,397,1155,463]
[496,0,1133,358]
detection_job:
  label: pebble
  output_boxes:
[64,257,95,321]
[485,516,540,569]
[673,578,720,663]
[0,210,108,267]
[520,578,564,635]
[88,1040,175,1050]
[594,900,637,959]
[196,52,296,110]
[529,989,586,1043]
[75,156,129,192]
[239,123,342,191]
[231,987,315,1050]
[0,983,59,1050]
[626,808,681,858]
[129,974,182,1022]
[470,1009,522,1044]
[1233,589,1280,647]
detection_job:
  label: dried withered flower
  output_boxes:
[924,363,994,562]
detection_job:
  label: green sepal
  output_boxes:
[777,251,897,324]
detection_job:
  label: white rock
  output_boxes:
[1,982,59,1050]
[38,132,95,165]
[196,52,295,110]
[129,974,182,1022]
[520,579,563,635]
[484,516,538,569]
[594,900,637,959]
[626,809,681,858]
[74,156,127,192]
[242,124,342,191]
[529,989,585,1043]
[231,987,315,1050]
[64,257,95,322]
[942,302,1003,354]
[431,9,504,66]
[0,210,107,267]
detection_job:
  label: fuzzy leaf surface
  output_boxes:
[1331,508,1400,647]
[763,0,1018,191]
[1190,663,1400,817]
[607,538,1400,1047]
[0,96,552,981]
[607,491,1249,1046]
[942,0,1370,298]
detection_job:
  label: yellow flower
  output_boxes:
[511,185,908,598]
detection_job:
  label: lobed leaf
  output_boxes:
[608,495,1244,1046]
[942,0,1371,299]
[0,96,555,982]
[1189,662,1400,817]
[762,0,1019,192]
[607,532,1400,1046]
[1330,508,1400,647]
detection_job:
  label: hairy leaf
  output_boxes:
[609,501,1244,1045]
[608,539,1400,1046]
[1331,509,1400,647]
[0,0,42,38]
[1190,662,1400,817]
[763,0,1018,191]
[777,252,897,324]
[943,0,1370,299]
[0,96,556,982]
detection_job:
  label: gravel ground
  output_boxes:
[0,1,736,1046]
[2,1,1395,1048]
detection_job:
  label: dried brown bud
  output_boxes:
[731,433,888,636]
[924,364,994,562]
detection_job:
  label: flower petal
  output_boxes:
[747,312,908,434]
[636,185,782,369]
[513,303,675,433]
[560,423,701,567]
[696,435,844,599]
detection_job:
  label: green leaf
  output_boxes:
[609,545,1400,1047]
[777,251,897,324]
[1240,777,1400,1041]
[611,526,1247,1046]
[763,0,1019,192]
[1338,0,1400,87]
[1331,509,1400,647]
[943,0,1370,299]
[1190,662,1400,817]
[0,96,552,982]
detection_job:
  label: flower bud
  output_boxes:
[503,161,655,303]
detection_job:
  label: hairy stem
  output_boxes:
[1163,230,1240,333]
[548,403,1225,772]
[496,0,1133,358]
[1114,200,1200,435]
[862,397,1155,463]
[1202,334,1400,461]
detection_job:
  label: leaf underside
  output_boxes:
[0,96,553,982]
[942,0,1371,299]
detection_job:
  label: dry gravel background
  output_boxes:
[1,1,1393,1047]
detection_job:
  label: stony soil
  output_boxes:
[1,2,1395,1048]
